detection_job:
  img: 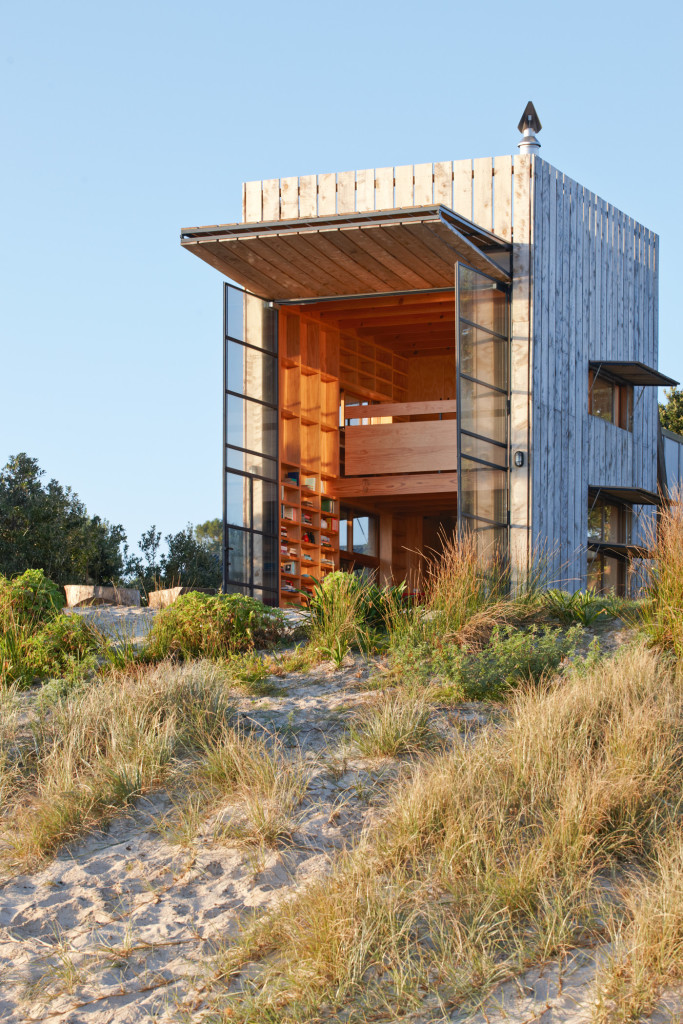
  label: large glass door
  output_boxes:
[456,264,510,563]
[223,283,279,605]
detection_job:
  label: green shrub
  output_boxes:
[450,623,583,699]
[143,592,285,662]
[0,568,64,629]
[0,571,103,688]
[390,623,582,701]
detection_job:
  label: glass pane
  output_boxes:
[339,517,350,551]
[460,431,507,469]
[459,378,507,445]
[226,394,278,459]
[226,285,244,342]
[226,472,250,529]
[471,525,508,564]
[226,528,251,584]
[244,292,277,353]
[459,323,508,390]
[227,339,277,406]
[460,462,508,524]
[352,515,378,556]
[226,447,277,480]
[253,534,278,591]
[588,505,603,542]
[252,479,278,537]
[590,379,615,422]
[458,267,507,336]
[224,583,249,596]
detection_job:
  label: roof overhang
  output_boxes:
[589,361,679,388]
[180,206,511,300]
[587,541,652,559]
[589,485,662,506]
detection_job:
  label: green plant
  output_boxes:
[0,570,104,687]
[143,592,285,662]
[542,588,610,626]
[307,572,373,659]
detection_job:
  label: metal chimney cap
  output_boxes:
[517,101,542,135]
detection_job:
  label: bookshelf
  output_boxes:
[278,307,408,607]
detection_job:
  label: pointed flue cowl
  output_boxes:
[517,101,542,154]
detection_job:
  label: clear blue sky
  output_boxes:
[2,0,681,551]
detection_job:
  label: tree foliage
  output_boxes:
[124,522,221,594]
[659,387,683,437]
[0,454,125,585]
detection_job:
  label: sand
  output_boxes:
[0,617,679,1023]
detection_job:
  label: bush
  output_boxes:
[0,569,103,687]
[143,592,285,662]
[0,568,64,629]
[448,623,583,699]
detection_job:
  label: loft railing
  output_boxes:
[342,399,457,476]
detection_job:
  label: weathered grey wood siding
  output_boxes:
[530,159,659,588]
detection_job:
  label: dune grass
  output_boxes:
[640,487,683,659]
[0,658,308,870]
[206,643,683,1022]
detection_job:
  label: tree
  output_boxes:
[0,453,126,585]
[659,387,683,437]
[124,523,221,594]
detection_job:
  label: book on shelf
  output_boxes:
[320,536,332,547]
[301,498,316,509]
[320,497,336,513]
[281,581,297,593]
[281,505,296,522]
[321,557,335,569]
[302,552,313,563]
[302,475,317,491]
[283,470,299,486]
[302,513,313,526]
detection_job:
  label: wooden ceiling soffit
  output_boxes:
[180,206,511,300]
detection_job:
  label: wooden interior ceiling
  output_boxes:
[304,291,456,357]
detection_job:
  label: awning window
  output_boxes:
[588,361,678,388]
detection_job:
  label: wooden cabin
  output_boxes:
[180,125,678,604]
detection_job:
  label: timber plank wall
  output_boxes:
[531,160,658,589]
[241,157,658,591]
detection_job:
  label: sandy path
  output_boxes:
[0,655,493,1023]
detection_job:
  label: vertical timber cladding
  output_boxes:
[242,157,534,582]
[531,159,659,590]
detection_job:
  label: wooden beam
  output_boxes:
[347,399,457,419]
[329,472,458,498]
